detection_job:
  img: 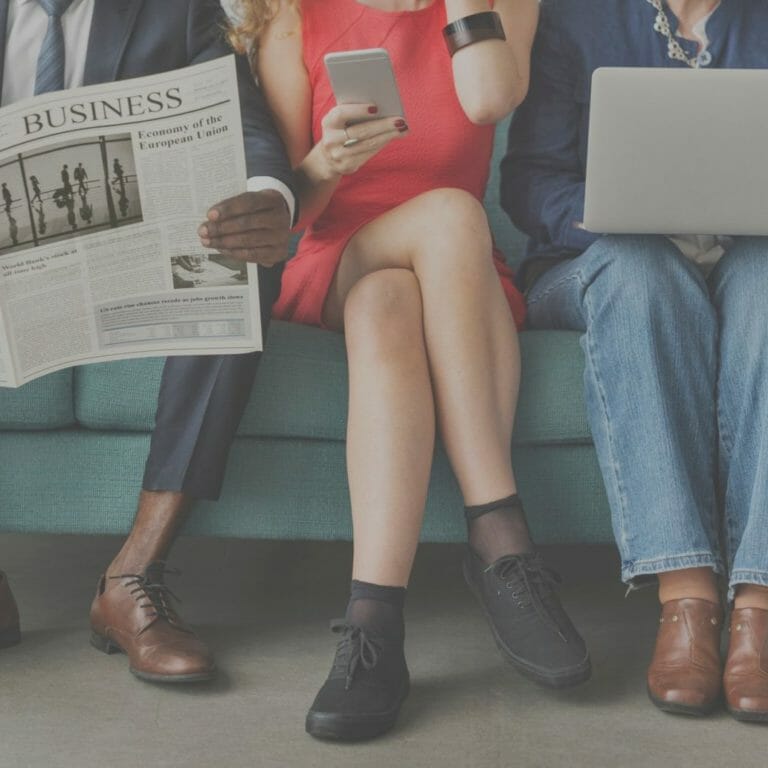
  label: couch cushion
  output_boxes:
[485,116,527,268]
[75,321,590,444]
[0,370,75,429]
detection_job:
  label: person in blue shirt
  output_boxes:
[502,0,768,722]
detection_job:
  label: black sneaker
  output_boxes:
[463,549,591,688]
[305,620,410,741]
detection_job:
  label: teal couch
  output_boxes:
[0,120,612,545]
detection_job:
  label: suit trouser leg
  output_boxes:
[142,263,283,501]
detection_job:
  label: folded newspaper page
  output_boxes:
[0,56,261,388]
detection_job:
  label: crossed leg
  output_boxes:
[306,190,596,741]
[323,187,521,587]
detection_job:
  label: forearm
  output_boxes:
[445,0,532,124]
[294,146,342,230]
[501,164,598,252]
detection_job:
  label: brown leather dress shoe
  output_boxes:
[647,598,724,716]
[90,562,215,683]
[0,571,21,648]
[724,607,768,722]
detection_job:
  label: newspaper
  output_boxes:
[0,56,261,388]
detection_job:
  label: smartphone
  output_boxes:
[324,48,405,124]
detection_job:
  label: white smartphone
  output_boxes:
[324,48,405,124]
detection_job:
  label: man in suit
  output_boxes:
[73,162,87,195]
[0,0,295,683]
[60,163,71,197]
[1,181,11,212]
[29,174,42,204]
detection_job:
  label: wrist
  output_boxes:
[304,146,341,184]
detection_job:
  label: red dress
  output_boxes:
[272,0,527,329]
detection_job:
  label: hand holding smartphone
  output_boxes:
[315,48,408,180]
[324,48,405,124]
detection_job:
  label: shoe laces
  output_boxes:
[109,561,187,634]
[329,620,381,691]
[486,553,567,641]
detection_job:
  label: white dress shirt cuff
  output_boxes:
[246,176,296,225]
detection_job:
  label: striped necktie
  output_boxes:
[34,0,77,95]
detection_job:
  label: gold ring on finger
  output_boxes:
[343,127,359,148]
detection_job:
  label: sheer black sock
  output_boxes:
[465,494,534,564]
[345,580,406,640]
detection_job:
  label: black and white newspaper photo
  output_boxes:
[0,56,261,388]
[171,254,248,289]
[0,134,141,254]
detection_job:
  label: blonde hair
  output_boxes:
[227,0,297,57]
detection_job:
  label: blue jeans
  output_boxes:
[527,235,768,598]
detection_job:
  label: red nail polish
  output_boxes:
[368,106,378,114]
[395,119,406,128]
[397,123,409,133]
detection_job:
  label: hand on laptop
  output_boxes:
[197,190,291,267]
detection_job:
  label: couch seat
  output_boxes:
[74,321,589,446]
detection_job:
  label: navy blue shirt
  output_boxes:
[501,0,768,264]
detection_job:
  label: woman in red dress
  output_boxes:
[229,0,589,740]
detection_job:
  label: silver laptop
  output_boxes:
[583,67,768,236]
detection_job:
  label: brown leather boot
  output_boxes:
[90,562,215,683]
[724,607,768,722]
[647,598,724,716]
[0,571,21,648]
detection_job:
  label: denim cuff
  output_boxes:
[728,570,768,603]
[620,553,725,594]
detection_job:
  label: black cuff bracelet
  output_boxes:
[443,11,506,57]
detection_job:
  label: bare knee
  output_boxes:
[409,188,493,271]
[344,269,424,356]
[419,188,490,243]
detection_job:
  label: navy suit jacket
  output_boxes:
[0,0,294,192]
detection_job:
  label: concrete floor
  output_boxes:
[0,535,764,768]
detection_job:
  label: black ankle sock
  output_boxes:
[465,494,534,564]
[345,580,406,639]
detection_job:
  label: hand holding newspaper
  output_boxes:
[0,57,261,388]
